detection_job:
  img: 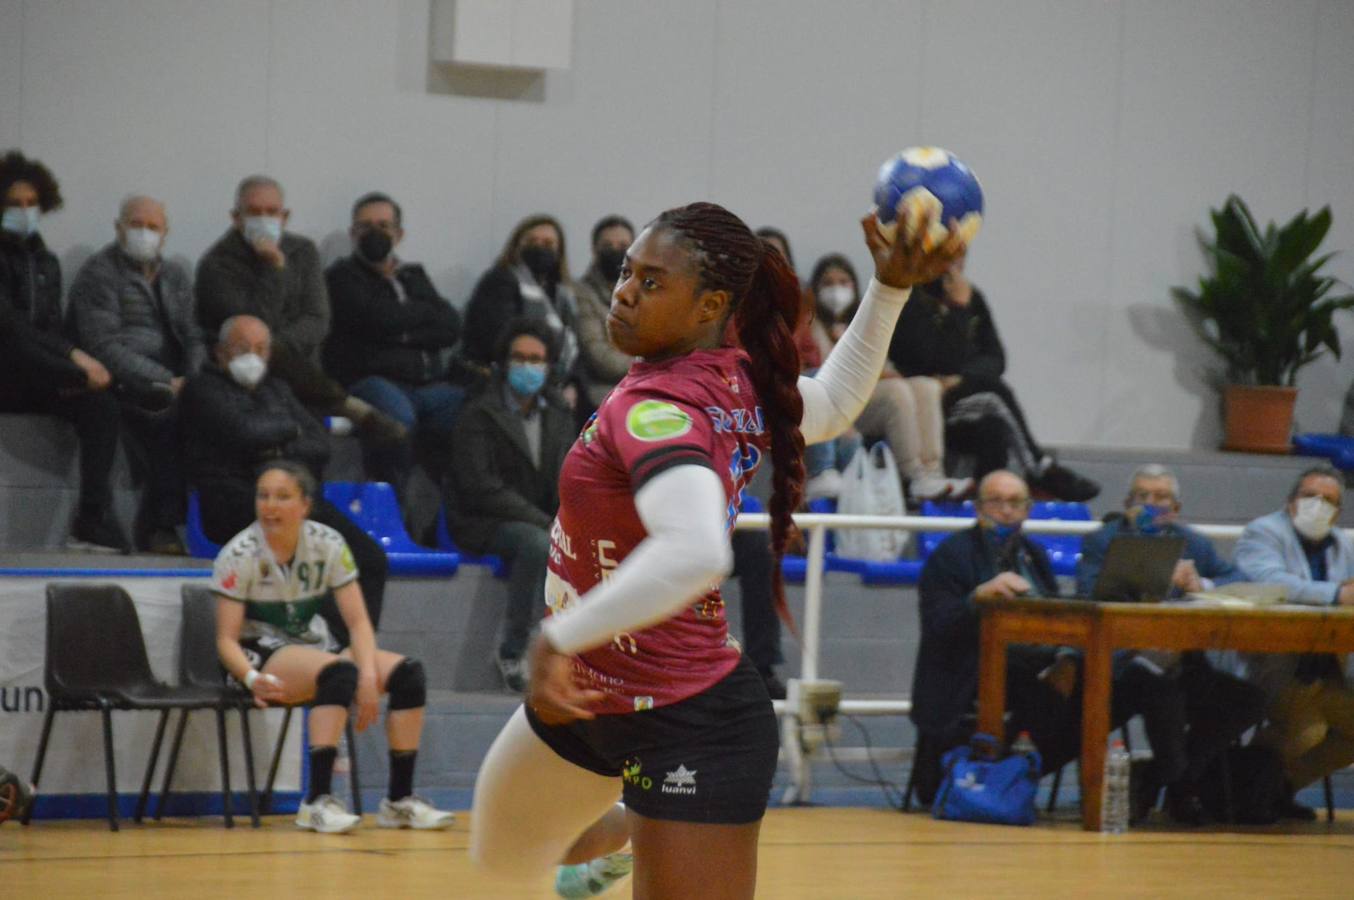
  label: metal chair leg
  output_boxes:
[101,704,120,832]
[155,709,192,820]
[239,707,260,827]
[21,705,57,825]
[1048,766,1063,813]
[262,707,294,814]
[1324,775,1335,824]
[215,707,233,828]
[135,710,170,824]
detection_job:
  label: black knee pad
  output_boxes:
[314,660,359,708]
[385,657,426,710]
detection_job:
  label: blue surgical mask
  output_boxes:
[1133,504,1165,535]
[242,215,283,245]
[507,362,548,396]
[2,206,40,237]
[988,522,1020,543]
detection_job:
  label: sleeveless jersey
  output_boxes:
[212,520,358,648]
[547,347,769,715]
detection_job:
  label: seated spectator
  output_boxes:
[181,315,388,642]
[68,194,203,554]
[756,226,823,373]
[195,174,405,443]
[214,461,453,833]
[444,318,574,692]
[573,214,635,410]
[803,253,970,502]
[461,214,580,395]
[1235,464,1354,818]
[909,470,1082,803]
[323,191,465,494]
[0,150,128,552]
[888,251,1099,501]
[1077,463,1265,824]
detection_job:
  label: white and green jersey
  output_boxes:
[212,520,359,647]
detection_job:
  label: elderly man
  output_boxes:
[68,195,202,553]
[1236,464,1354,816]
[195,175,403,444]
[909,470,1082,803]
[323,192,465,493]
[180,315,388,644]
[1077,464,1265,824]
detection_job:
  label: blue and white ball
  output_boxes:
[873,146,983,250]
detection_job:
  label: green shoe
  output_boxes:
[555,851,634,898]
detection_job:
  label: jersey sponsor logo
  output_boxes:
[622,758,653,790]
[221,570,238,591]
[634,696,654,712]
[706,405,765,435]
[550,518,577,561]
[579,413,599,446]
[340,545,357,573]
[626,400,693,442]
[662,764,697,795]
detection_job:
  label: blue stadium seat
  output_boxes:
[1292,433,1354,470]
[918,499,1089,578]
[323,482,459,577]
[185,491,222,559]
[434,507,508,578]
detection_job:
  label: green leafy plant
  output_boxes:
[1173,195,1354,386]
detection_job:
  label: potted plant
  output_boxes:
[1173,195,1354,453]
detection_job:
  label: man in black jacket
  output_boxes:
[910,470,1082,803]
[181,315,388,641]
[324,192,466,493]
[444,318,574,692]
[0,150,127,552]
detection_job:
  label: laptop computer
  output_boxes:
[1090,533,1187,603]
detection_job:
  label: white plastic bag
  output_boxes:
[833,442,910,561]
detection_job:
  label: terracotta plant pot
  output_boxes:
[1221,384,1298,454]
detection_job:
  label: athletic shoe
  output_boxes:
[1030,462,1100,502]
[377,794,455,830]
[555,851,634,898]
[295,794,361,833]
[67,515,130,554]
[115,376,176,414]
[908,473,951,501]
[496,654,528,693]
[944,477,975,499]
[804,468,843,501]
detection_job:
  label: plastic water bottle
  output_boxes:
[1101,738,1131,834]
[332,741,350,806]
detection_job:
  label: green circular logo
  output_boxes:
[626,400,693,442]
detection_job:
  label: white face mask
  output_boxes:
[2,206,40,237]
[227,352,267,389]
[121,227,163,263]
[242,215,283,245]
[819,284,855,315]
[1292,495,1338,541]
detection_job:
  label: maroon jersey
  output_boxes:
[546,347,768,715]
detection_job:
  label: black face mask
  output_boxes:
[596,247,625,283]
[521,246,558,281]
[357,229,393,265]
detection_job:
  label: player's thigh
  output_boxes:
[470,706,621,878]
[261,645,343,705]
[628,813,761,900]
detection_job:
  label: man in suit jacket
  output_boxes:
[1236,464,1354,810]
[910,470,1081,803]
[445,318,574,692]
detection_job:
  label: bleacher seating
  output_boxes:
[918,500,1091,577]
[434,507,508,578]
[1292,433,1354,470]
[323,482,459,577]
[185,492,221,559]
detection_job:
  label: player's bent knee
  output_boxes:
[386,657,426,710]
[314,659,359,708]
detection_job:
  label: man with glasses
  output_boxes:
[324,192,466,495]
[1077,464,1265,825]
[1236,464,1354,817]
[909,470,1081,803]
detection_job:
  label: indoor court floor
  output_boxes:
[5,806,1353,898]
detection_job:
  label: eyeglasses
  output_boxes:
[978,497,1031,511]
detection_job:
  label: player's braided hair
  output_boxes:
[651,202,805,626]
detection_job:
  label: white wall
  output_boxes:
[1,0,1352,450]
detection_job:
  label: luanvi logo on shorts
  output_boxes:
[625,400,692,442]
[661,765,698,795]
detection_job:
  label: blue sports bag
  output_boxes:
[932,733,1040,826]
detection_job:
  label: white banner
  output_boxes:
[0,575,299,796]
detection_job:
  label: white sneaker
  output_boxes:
[805,468,843,501]
[377,794,456,830]
[555,851,634,898]
[908,473,951,501]
[945,477,975,498]
[295,794,361,833]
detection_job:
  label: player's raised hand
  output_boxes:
[861,204,966,291]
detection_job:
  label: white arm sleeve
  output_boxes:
[798,277,911,445]
[540,464,733,655]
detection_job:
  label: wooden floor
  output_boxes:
[5,807,1354,899]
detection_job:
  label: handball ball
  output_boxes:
[873,146,983,250]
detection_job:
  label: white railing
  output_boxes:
[732,511,1259,803]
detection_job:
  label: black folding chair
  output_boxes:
[23,584,238,831]
[143,584,260,827]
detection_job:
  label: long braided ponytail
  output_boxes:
[650,202,805,625]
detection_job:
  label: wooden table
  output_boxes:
[974,596,1354,830]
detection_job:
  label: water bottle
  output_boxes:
[332,740,351,807]
[1101,738,1131,834]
